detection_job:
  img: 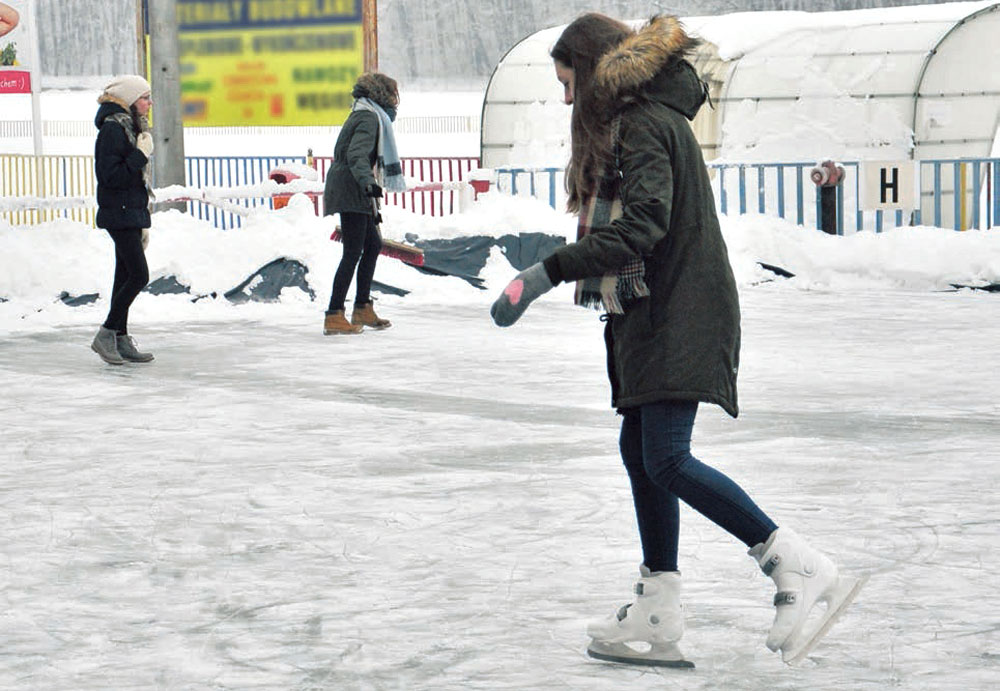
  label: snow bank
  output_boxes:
[3,191,999,333]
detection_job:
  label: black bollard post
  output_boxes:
[819,185,837,235]
[810,160,845,235]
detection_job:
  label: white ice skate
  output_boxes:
[750,528,867,665]
[586,566,694,668]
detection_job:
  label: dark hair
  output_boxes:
[352,72,400,110]
[551,13,631,212]
[128,104,149,135]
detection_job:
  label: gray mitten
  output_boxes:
[490,262,553,327]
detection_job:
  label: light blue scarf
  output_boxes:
[353,97,406,193]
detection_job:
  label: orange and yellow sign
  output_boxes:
[174,0,363,126]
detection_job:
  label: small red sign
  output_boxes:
[0,69,31,94]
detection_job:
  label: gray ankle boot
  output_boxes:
[116,333,154,362]
[91,326,125,365]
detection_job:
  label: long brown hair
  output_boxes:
[551,13,631,213]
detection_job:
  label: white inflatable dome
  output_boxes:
[481,2,1000,168]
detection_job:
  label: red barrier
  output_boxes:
[312,156,479,217]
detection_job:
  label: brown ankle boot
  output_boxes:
[324,309,363,335]
[351,302,391,329]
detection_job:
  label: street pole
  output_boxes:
[363,0,377,72]
[146,0,186,209]
[135,0,147,78]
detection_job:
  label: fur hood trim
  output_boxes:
[594,16,698,98]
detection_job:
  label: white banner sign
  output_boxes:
[861,160,916,211]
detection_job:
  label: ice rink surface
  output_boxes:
[2,286,998,690]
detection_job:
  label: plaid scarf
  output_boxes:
[352,97,406,193]
[574,169,649,314]
[106,111,154,200]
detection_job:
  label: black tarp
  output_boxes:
[405,232,566,288]
[45,233,568,307]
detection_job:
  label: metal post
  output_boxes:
[363,0,378,72]
[796,164,805,225]
[717,167,727,215]
[776,164,785,219]
[147,0,186,209]
[756,165,765,214]
[135,0,147,77]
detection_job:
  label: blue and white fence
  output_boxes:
[4,152,999,233]
[494,158,1000,233]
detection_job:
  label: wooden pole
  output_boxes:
[135,0,147,77]
[362,0,378,72]
[147,0,186,208]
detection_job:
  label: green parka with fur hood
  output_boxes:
[546,17,741,417]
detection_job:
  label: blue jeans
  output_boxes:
[619,400,777,573]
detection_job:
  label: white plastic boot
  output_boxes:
[586,566,694,668]
[749,528,866,664]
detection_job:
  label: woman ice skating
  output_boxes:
[91,75,155,365]
[490,13,864,667]
[322,71,405,335]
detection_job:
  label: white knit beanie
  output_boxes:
[102,75,151,106]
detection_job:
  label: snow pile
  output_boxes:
[724,214,1000,291]
[3,190,1000,332]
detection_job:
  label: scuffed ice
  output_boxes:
[1,288,998,689]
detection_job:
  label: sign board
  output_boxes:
[861,160,916,211]
[0,0,35,94]
[174,0,363,127]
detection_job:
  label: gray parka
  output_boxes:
[323,109,379,216]
[548,17,741,417]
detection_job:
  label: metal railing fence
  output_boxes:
[493,158,1000,233]
[5,152,998,233]
[2,153,480,228]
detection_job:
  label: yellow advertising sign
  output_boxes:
[176,0,363,126]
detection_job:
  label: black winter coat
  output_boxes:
[323,109,379,216]
[94,101,151,231]
[549,18,741,417]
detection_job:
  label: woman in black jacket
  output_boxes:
[491,14,863,667]
[91,75,155,365]
[322,72,403,335]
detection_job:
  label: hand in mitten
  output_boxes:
[365,182,383,198]
[141,228,150,250]
[490,262,553,327]
[136,132,153,158]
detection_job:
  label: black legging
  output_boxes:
[328,211,382,312]
[102,228,149,334]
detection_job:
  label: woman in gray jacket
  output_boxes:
[491,13,864,668]
[322,72,402,335]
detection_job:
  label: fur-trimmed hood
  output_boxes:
[594,16,705,121]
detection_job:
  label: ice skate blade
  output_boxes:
[782,573,869,666]
[587,640,695,669]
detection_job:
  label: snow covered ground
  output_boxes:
[2,274,999,689]
[2,190,1000,689]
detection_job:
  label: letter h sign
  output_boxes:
[862,160,915,211]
